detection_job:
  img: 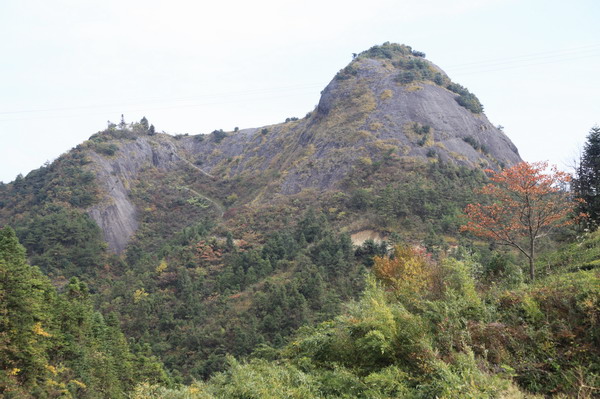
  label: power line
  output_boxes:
[0,89,320,122]
[0,83,324,116]
[445,43,600,71]
[449,53,600,76]
[2,43,599,122]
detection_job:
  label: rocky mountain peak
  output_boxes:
[5,43,522,253]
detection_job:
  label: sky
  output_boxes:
[1,0,599,183]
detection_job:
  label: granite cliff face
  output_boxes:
[80,43,521,252]
[85,136,182,253]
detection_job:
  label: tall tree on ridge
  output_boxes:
[573,126,600,229]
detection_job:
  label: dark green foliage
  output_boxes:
[456,92,484,114]
[140,116,149,130]
[354,239,387,267]
[93,142,119,156]
[349,188,373,210]
[463,136,488,153]
[412,123,431,135]
[433,72,445,85]
[574,126,600,228]
[0,150,97,210]
[101,207,366,380]
[480,252,523,287]
[335,64,358,80]
[393,57,430,72]
[141,237,600,397]
[393,58,433,84]
[447,82,484,113]
[359,42,413,59]
[296,208,327,243]
[463,135,478,148]
[0,227,53,397]
[339,43,431,83]
[211,129,226,143]
[16,205,106,278]
[91,123,137,141]
[369,162,487,233]
[0,149,104,281]
[446,82,469,95]
[395,70,417,84]
[0,227,169,398]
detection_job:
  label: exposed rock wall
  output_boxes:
[83,49,522,252]
[86,136,181,252]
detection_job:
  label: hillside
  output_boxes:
[134,234,600,398]
[178,44,520,194]
[61,42,520,253]
[0,43,551,398]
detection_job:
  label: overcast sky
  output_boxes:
[1,0,599,183]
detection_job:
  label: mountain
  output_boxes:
[56,42,520,253]
[0,43,536,394]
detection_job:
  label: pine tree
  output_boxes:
[0,226,54,397]
[574,126,600,229]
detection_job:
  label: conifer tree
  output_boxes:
[574,126,600,229]
[0,226,53,397]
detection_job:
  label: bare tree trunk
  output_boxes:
[529,239,536,281]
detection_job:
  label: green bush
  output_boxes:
[93,142,119,156]
[211,129,227,143]
[457,92,484,114]
[335,64,359,80]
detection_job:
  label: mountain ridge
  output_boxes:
[70,43,521,252]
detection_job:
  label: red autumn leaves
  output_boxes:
[461,161,582,280]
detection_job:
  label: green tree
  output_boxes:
[140,116,149,131]
[574,125,600,228]
[0,226,54,397]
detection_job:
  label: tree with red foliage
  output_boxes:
[461,161,580,281]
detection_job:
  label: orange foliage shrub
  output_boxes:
[372,245,432,296]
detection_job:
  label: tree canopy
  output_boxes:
[574,126,600,229]
[461,161,578,281]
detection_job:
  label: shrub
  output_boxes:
[373,245,432,300]
[335,64,358,80]
[349,188,372,210]
[463,136,480,150]
[93,142,119,156]
[359,42,413,59]
[211,129,227,143]
[456,92,484,114]
[396,71,417,84]
[447,82,469,96]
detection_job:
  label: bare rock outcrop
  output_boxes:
[83,44,523,252]
[86,136,181,252]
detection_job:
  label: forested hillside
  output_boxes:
[133,235,600,398]
[0,227,169,398]
[1,44,598,398]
